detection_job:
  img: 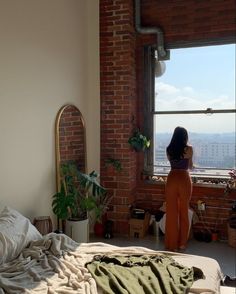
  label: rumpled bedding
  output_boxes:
[86,254,203,294]
[0,233,96,294]
[0,233,223,294]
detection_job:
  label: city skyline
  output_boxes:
[155,132,235,174]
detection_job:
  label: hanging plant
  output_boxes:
[128,129,150,152]
[105,158,122,172]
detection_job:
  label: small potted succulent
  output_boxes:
[128,129,151,152]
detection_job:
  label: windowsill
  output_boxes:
[143,174,236,190]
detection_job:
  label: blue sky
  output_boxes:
[161,44,235,101]
[155,44,235,133]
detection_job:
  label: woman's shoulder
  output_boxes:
[184,145,193,156]
[186,145,193,150]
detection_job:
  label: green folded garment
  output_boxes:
[86,254,204,294]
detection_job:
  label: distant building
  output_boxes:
[155,143,168,166]
[155,134,235,175]
[194,142,235,169]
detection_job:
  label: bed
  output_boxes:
[0,206,230,293]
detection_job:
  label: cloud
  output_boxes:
[155,82,234,110]
[154,82,235,133]
[155,82,179,95]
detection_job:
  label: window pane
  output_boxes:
[154,113,236,177]
[155,45,235,112]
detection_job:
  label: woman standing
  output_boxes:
[165,126,193,252]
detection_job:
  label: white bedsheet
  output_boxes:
[0,233,223,293]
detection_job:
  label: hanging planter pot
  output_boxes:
[128,129,150,152]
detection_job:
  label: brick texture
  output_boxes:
[100,0,236,237]
[135,183,236,240]
[100,0,137,234]
[59,105,85,172]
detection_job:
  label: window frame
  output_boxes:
[143,45,236,184]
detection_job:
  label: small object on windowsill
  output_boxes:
[144,172,236,189]
[152,175,165,181]
[148,175,166,184]
[197,200,206,211]
[227,169,236,190]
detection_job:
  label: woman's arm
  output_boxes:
[166,150,170,161]
[187,146,193,170]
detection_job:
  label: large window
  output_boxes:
[145,44,236,179]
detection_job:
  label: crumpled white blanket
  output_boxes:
[0,233,97,294]
[0,233,223,294]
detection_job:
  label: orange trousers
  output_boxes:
[165,170,192,251]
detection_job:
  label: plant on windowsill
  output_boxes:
[228,169,236,189]
[105,158,122,172]
[128,128,151,152]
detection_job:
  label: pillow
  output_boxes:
[0,206,42,264]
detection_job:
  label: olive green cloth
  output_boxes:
[86,254,204,294]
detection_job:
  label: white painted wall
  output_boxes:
[0,0,100,227]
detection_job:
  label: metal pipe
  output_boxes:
[134,0,170,61]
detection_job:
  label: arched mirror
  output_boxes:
[55,104,87,192]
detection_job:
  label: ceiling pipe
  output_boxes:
[134,0,170,61]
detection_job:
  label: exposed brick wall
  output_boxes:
[59,105,85,172]
[135,182,236,240]
[100,0,236,237]
[100,0,138,234]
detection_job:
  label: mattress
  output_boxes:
[0,233,224,293]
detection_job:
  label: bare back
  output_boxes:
[183,146,193,169]
[167,145,193,170]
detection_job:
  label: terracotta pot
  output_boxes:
[94,222,104,237]
[211,232,218,242]
[106,165,115,176]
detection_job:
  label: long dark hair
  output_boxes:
[167,126,189,160]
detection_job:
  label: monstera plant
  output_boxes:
[52,163,108,221]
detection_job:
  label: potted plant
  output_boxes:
[52,162,107,242]
[128,129,150,152]
[93,192,112,237]
[228,169,236,189]
[105,158,122,172]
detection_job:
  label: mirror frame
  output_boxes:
[55,104,87,192]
